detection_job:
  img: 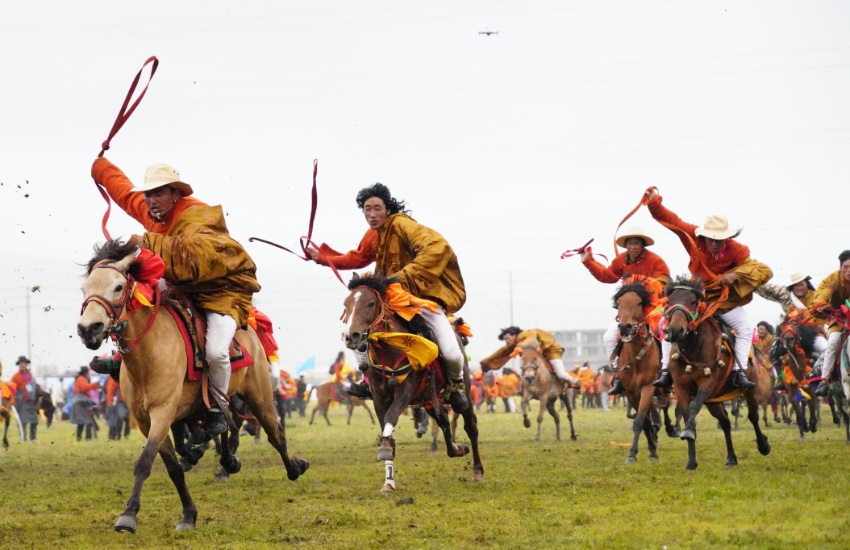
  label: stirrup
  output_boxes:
[346,381,372,400]
[653,370,673,389]
[730,370,755,389]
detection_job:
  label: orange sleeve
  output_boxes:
[647,198,699,252]
[74,377,100,393]
[583,254,626,284]
[106,378,117,403]
[91,157,152,229]
[315,229,377,270]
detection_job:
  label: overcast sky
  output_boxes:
[1,1,849,380]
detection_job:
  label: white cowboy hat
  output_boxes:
[786,272,811,289]
[694,214,740,240]
[615,226,655,248]
[131,163,194,196]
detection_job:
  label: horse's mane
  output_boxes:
[665,274,705,298]
[347,273,398,295]
[612,281,652,310]
[85,239,140,276]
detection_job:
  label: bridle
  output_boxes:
[81,260,161,352]
[663,285,709,333]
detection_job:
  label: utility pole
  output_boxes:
[25,287,32,366]
[508,271,514,326]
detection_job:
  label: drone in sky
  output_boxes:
[478,30,499,36]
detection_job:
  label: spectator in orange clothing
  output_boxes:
[498,367,521,413]
[71,366,100,441]
[11,356,39,442]
[482,372,499,413]
[105,376,130,440]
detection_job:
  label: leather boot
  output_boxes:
[730,370,756,389]
[206,409,228,435]
[447,381,468,413]
[653,369,673,389]
[347,381,372,399]
[815,381,830,397]
[607,377,625,396]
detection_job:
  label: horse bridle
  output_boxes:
[80,261,134,329]
[663,285,705,333]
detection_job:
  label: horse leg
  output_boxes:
[808,396,819,434]
[364,402,376,425]
[546,398,561,442]
[743,388,771,456]
[677,389,705,470]
[240,387,309,481]
[521,393,532,429]
[561,395,578,440]
[791,397,806,440]
[431,407,467,458]
[322,402,331,426]
[535,399,546,443]
[309,406,318,425]
[158,436,199,531]
[375,385,412,462]
[3,415,9,450]
[217,426,242,479]
[430,420,439,453]
[707,402,737,468]
[115,406,185,533]
[661,397,678,438]
[347,403,353,425]
[450,411,459,443]
[459,400,484,482]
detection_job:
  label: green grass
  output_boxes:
[0,401,848,549]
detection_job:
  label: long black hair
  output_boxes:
[355,183,408,215]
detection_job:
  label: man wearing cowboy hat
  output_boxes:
[755,271,819,313]
[813,251,850,397]
[10,356,40,442]
[580,226,670,396]
[644,188,773,390]
[92,157,261,434]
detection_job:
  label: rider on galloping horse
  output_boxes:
[579,226,670,396]
[813,250,850,397]
[91,158,261,434]
[307,183,469,413]
[645,188,772,390]
[480,326,579,392]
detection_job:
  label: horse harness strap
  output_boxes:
[614,325,655,373]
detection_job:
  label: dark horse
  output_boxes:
[770,315,823,440]
[77,240,308,532]
[342,274,483,493]
[664,276,771,470]
[612,280,677,464]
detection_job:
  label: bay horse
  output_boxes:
[308,380,376,426]
[751,347,777,429]
[77,240,308,532]
[770,315,821,440]
[612,280,677,463]
[342,273,483,494]
[516,339,577,442]
[664,276,771,470]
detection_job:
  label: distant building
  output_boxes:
[552,329,608,368]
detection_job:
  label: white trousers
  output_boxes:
[604,321,619,368]
[206,312,237,409]
[819,331,843,382]
[550,358,578,384]
[661,307,749,372]
[352,307,465,382]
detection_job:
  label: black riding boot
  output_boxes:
[206,409,228,435]
[653,369,674,389]
[730,369,756,389]
[346,381,372,399]
[607,377,625,396]
[815,381,830,397]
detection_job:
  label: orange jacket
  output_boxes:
[73,375,100,395]
[106,377,122,404]
[583,249,670,287]
[10,371,34,403]
[498,373,520,398]
[469,384,480,405]
[316,229,378,270]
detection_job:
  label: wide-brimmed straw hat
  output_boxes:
[131,163,194,196]
[616,226,655,248]
[694,214,740,240]
[786,272,811,289]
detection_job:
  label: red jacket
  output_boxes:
[73,375,100,395]
[583,249,670,285]
[315,229,378,270]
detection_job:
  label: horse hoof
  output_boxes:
[798,436,806,442]
[379,484,395,495]
[523,419,531,429]
[176,521,196,531]
[114,515,137,533]
[377,449,394,461]
[725,460,738,468]
[757,439,771,456]
[472,470,484,482]
[214,472,230,481]
[429,444,437,454]
[680,429,696,441]
[179,458,193,473]
[685,464,698,471]
[570,434,578,441]
[222,456,241,475]
[625,456,637,464]
[648,456,659,463]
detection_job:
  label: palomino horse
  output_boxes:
[342,274,483,493]
[664,276,771,470]
[751,347,777,429]
[516,340,577,442]
[770,316,821,440]
[612,281,677,463]
[77,240,308,532]
[308,380,376,426]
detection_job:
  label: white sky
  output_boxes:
[1,0,849,380]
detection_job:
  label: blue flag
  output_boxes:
[296,355,316,375]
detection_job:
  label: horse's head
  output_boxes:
[775,313,820,364]
[663,275,705,343]
[612,281,652,343]
[77,240,139,350]
[342,273,395,352]
[516,339,543,384]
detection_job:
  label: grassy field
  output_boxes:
[0,399,848,549]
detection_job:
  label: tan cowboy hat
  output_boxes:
[786,272,811,289]
[694,214,740,240]
[131,163,194,196]
[615,226,655,248]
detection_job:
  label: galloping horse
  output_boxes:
[308,380,376,426]
[751,347,777,429]
[342,274,483,493]
[770,315,822,440]
[612,280,677,463]
[77,240,308,532]
[516,339,577,442]
[664,276,770,470]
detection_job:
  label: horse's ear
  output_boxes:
[351,272,361,282]
[112,251,136,274]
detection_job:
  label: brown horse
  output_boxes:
[612,281,677,463]
[342,274,483,494]
[752,348,777,429]
[517,339,577,442]
[308,380,376,426]
[664,276,770,470]
[77,240,308,532]
[1,382,14,449]
[770,316,821,440]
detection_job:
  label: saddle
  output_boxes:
[162,290,253,382]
